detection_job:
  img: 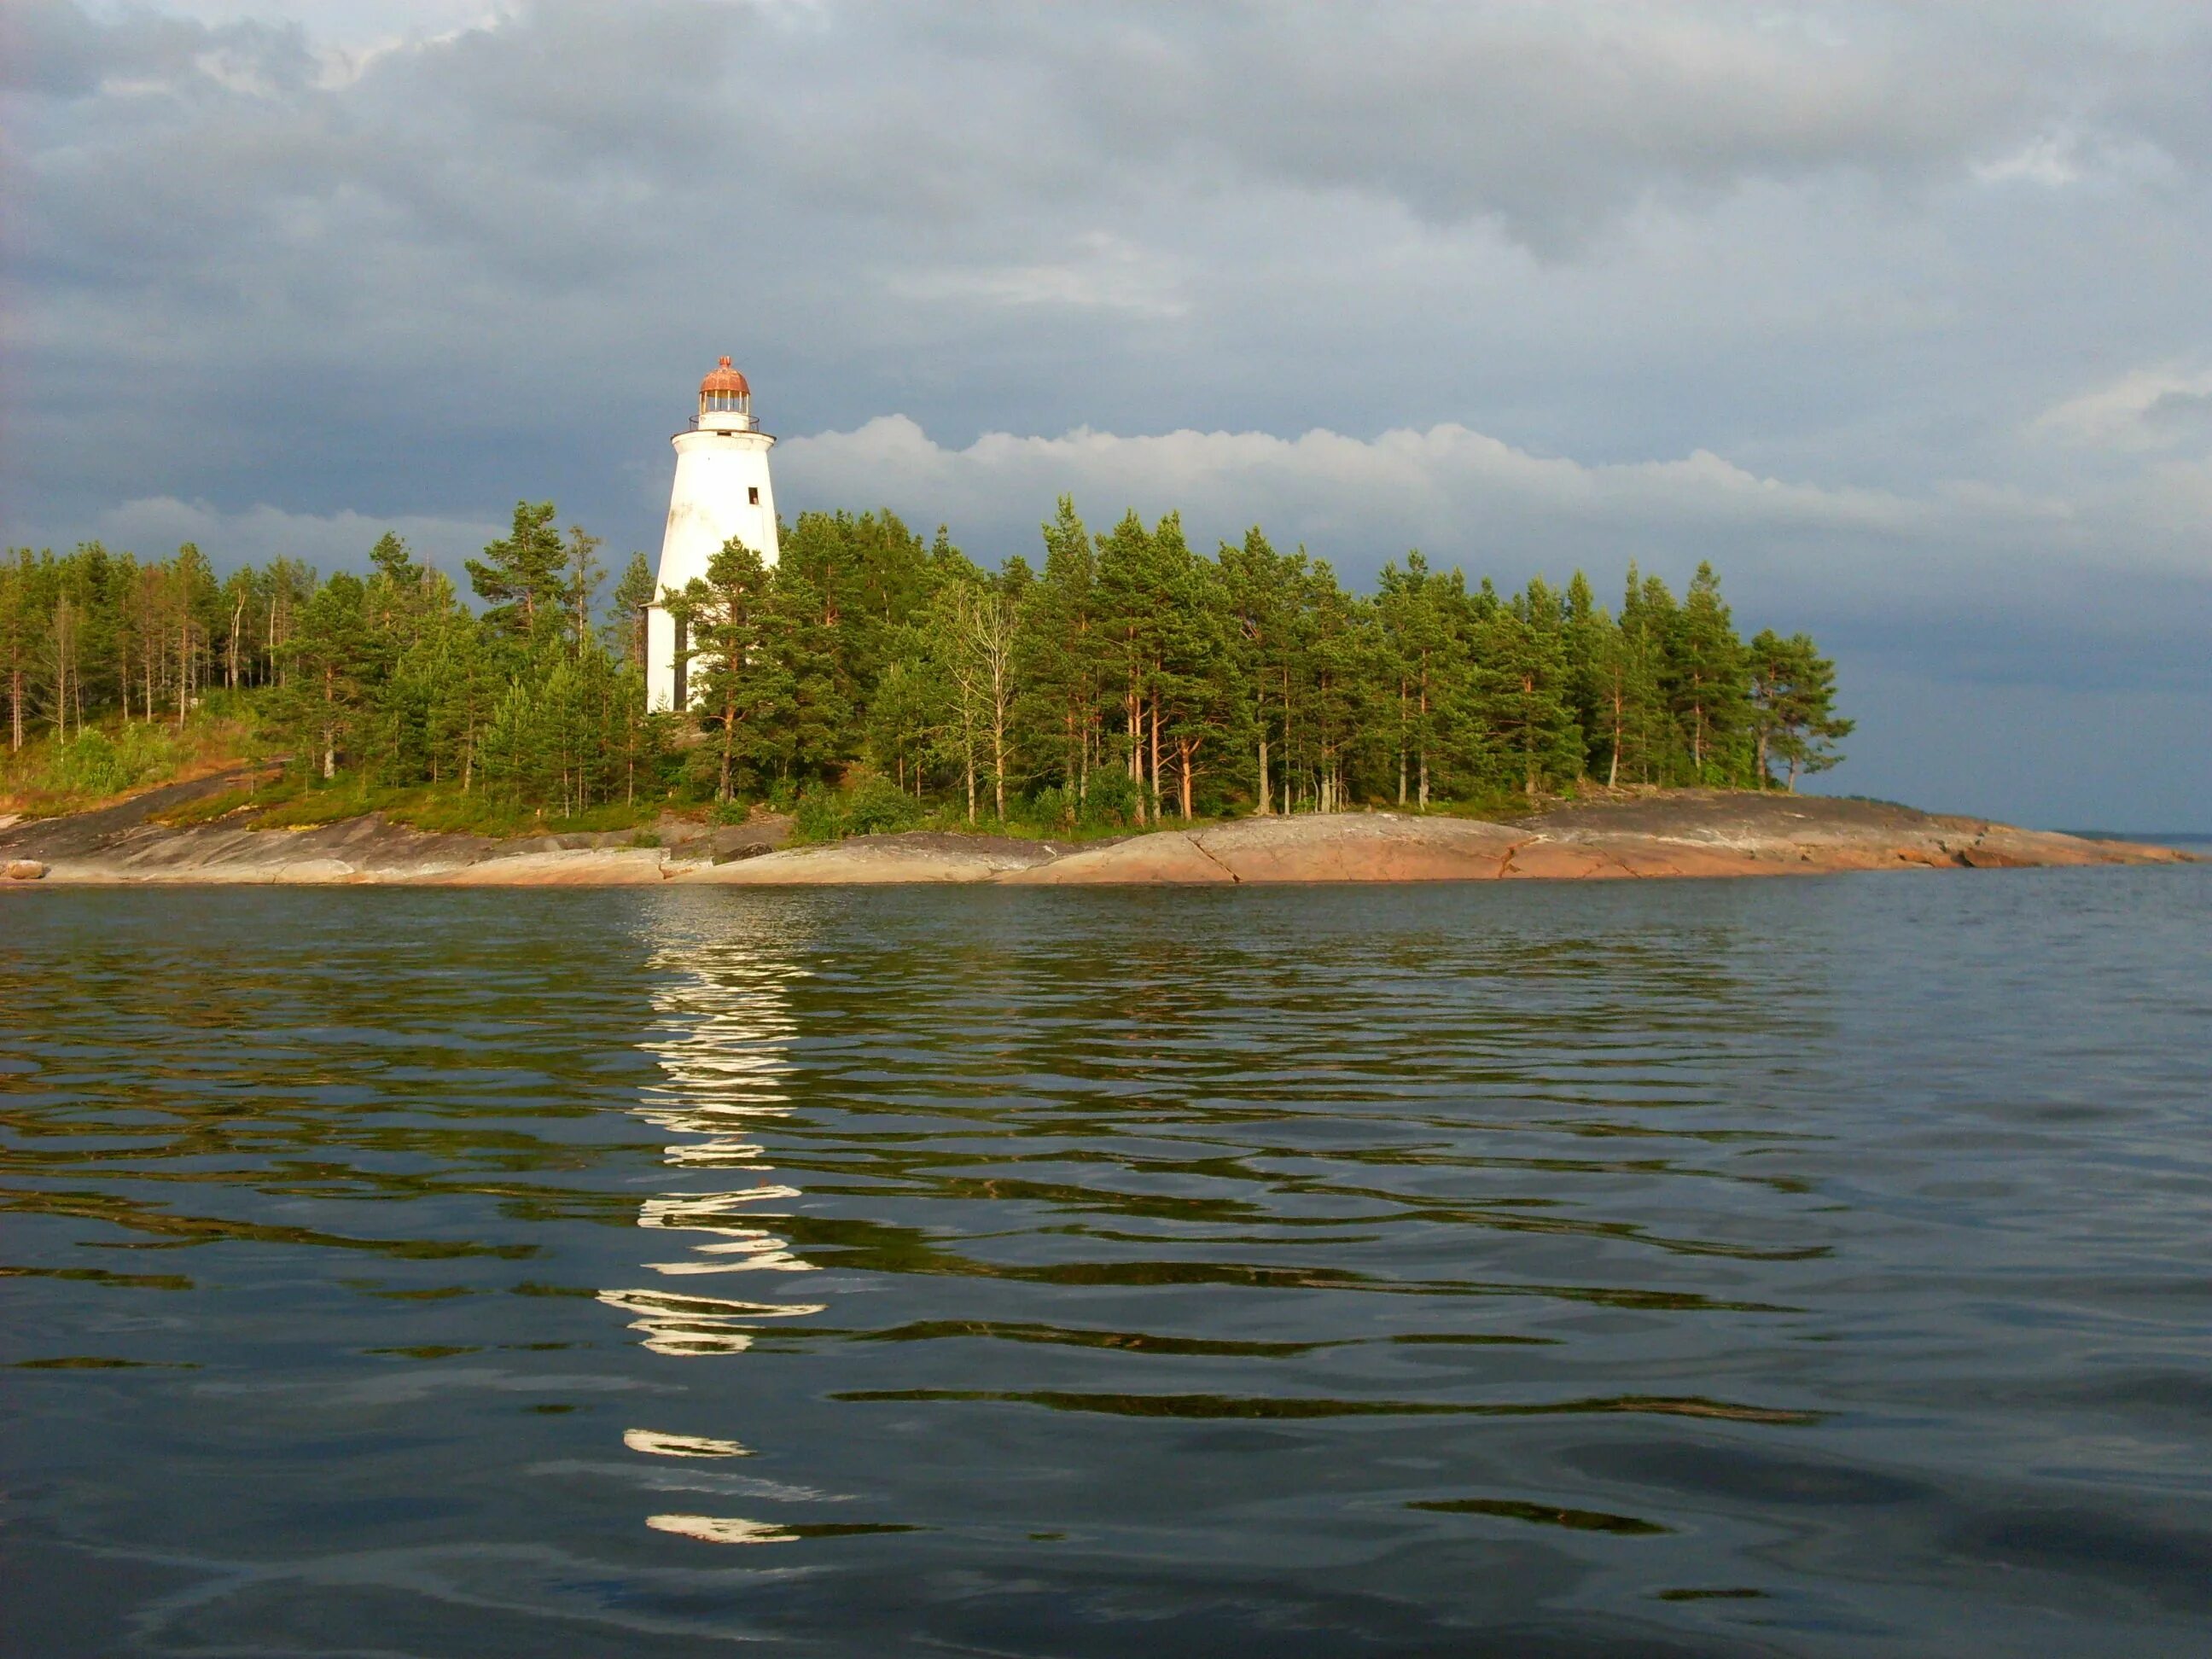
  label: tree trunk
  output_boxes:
[1396,681,1407,805]
[1608,678,1622,788]
[1257,736,1271,815]
[718,695,737,801]
[990,653,1008,823]
[1178,738,1196,820]
[1148,691,1162,821]
[1126,672,1144,826]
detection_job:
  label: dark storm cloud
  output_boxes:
[5,0,2212,824]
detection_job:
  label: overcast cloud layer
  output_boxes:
[6,0,2210,826]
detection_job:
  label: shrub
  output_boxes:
[789,777,923,842]
[844,776,922,835]
[1024,785,1076,832]
[790,784,845,843]
[1081,768,1140,829]
[48,726,183,799]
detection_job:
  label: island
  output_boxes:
[2,500,2192,885]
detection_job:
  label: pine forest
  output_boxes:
[0,498,1850,835]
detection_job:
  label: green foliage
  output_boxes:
[791,775,924,842]
[1748,629,1854,789]
[47,725,183,798]
[3,493,1842,837]
[465,501,569,639]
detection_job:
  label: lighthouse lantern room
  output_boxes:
[645,356,779,712]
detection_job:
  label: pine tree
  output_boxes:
[765,563,851,783]
[466,501,568,638]
[1615,567,1676,783]
[1012,497,1103,803]
[564,524,604,657]
[608,552,655,671]
[1299,562,1368,812]
[0,550,37,753]
[1668,562,1750,783]
[1560,569,1610,781]
[1481,579,1582,798]
[1218,527,1307,813]
[1747,630,1852,790]
[282,572,371,779]
[1091,510,1161,823]
[681,539,786,802]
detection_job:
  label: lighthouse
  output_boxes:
[645,357,780,712]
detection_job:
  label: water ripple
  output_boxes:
[3,875,2209,1655]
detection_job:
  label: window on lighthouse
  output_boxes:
[748,486,760,504]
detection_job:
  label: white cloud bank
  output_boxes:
[2034,364,2212,451]
[773,415,2202,632]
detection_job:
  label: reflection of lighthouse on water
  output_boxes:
[598,927,822,1359]
[602,917,842,1546]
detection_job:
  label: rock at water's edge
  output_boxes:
[1193,814,1522,882]
[1002,833,1235,884]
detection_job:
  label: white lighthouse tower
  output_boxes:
[645,356,780,712]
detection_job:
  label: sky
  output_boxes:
[5,0,2209,829]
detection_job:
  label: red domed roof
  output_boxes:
[700,356,749,396]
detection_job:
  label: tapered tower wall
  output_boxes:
[645,368,779,713]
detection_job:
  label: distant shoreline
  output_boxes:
[2,777,2191,888]
[2063,829,2212,847]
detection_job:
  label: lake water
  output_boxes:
[4,871,2209,1656]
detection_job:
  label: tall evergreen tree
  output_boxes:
[680,540,785,802]
[282,571,371,779]
[608,553,656,669]
[1668,561,1750,783]
[1013,497,1103,802]
[466,501,568,638]
[1481,579,1583,797]
[1747,629,1852,789]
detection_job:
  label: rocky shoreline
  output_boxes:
[0,771,2191,888]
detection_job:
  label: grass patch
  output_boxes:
[148,783,270,828]
[238,772,664,839]
[252,779,404,829]
[784,773,1175,846]
[384,793,659,838]
[1,701,275,818]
